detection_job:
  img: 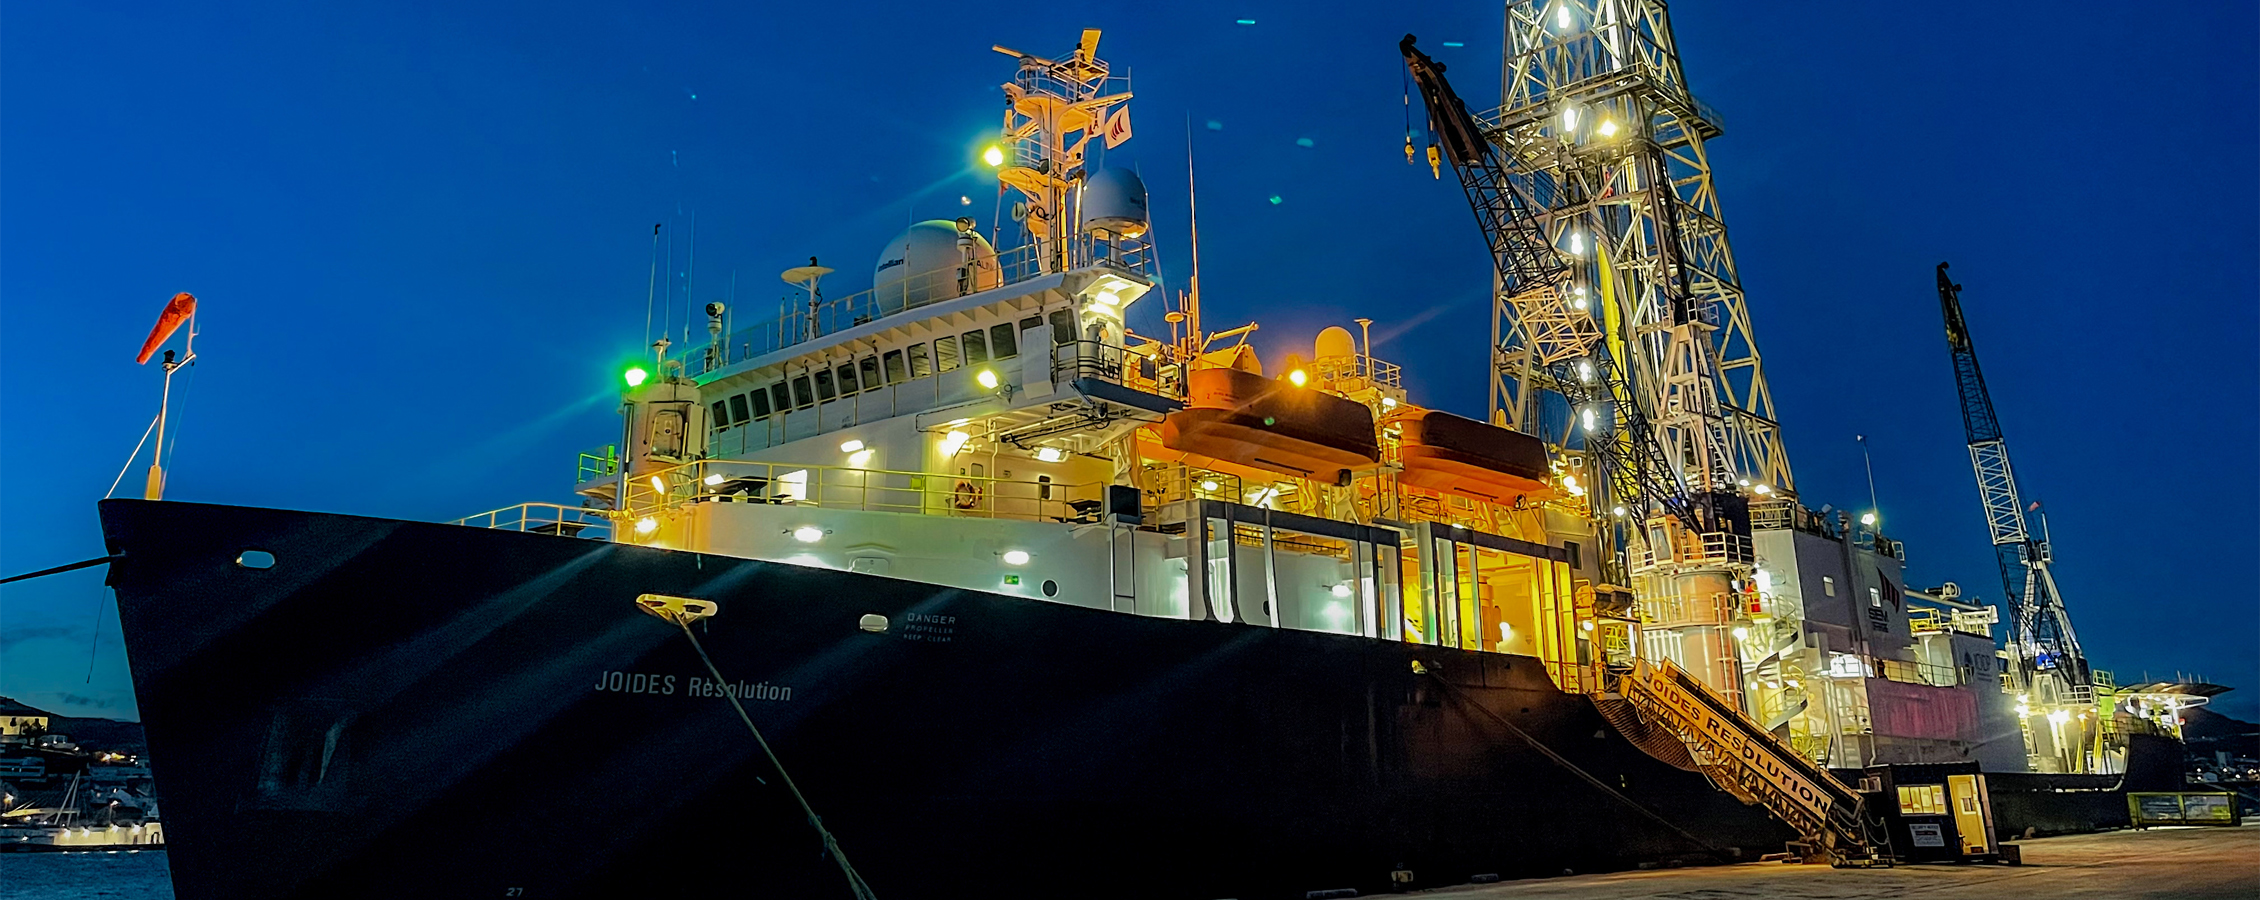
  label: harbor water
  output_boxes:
[0,852,172,900]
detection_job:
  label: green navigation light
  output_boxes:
[623,366,650,388]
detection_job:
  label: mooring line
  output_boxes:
[671,618,879,900]
[1422,670,1728,857]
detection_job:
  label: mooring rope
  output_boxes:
[0,554,122,586]
[670,617,878,900]
[1420,669,1728,857]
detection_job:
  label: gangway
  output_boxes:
[1612,659,1883,865]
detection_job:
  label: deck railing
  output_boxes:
[614,457,1110,526]
[682,232,1153,378]
[454,502,613,539]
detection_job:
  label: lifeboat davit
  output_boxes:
[1161,367,1379,484]
[1397,410,1551,503]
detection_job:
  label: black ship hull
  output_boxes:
[100,500,1788,899]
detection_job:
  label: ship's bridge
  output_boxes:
[684,232,1153,383]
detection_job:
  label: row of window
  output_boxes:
[711,312,1072,429]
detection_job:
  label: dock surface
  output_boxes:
[1408,822,2258,899]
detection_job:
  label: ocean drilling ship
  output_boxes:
[94,10,2169,900]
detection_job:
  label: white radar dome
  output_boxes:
[1080,167,1150,239]
[1315,326,1356,360]
[874,219,999,310]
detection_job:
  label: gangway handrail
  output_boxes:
[1617,658,1879,863]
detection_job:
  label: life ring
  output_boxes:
[951,480,984,510]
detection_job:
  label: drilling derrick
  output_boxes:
[1460,1,1790,704]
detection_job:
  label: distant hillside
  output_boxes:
[2184,707,2259,759]
[50,716,148,756]
[0,696,147,756]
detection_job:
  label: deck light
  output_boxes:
[1860,512,1877,526]
[1033,447,1066,463]
[634,517,658,535]
[623,366,649,388]
[1095,290,1121,307]
[1330,583,1353,599]
[840,439,865,453]
[1753,484,1773,495]
[1555,3,1573,30]
[704,473,724,486]
[940,431,971,456]
[848,449,874,467]
[1567,232,1585,257]
[1612,506,1628,517]
[1288,369,1307,387]
[1199,480,1220,492]
[983,145,1006,167]
[976,369,1000,389]
[1581,620,1595,632]
[1598,118,1619,138]
[1561,106,1579,132]
[1580,407,1598,432]
[1577,360,1594,383]
[1002,550,1030,566]
[1381,397,1397,409]
[792,526,824,544]
[1732,626,1750,640]
[649,476,667,494]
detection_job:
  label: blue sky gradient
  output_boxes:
[3,2,2254,719]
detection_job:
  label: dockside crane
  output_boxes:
[1935,262,2096,772]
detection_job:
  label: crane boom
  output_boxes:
[1399,34,1718,538]
[1935,262,2090,695]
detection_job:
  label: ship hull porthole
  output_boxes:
[1041,580,1058,597]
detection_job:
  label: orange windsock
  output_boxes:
[136,292,197,365]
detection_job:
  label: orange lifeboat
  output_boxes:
[1397,410,1551,503]
[1161,367,1379,484]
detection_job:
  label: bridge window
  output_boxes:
[990,323,1018,359]
[729,394,751,423]
[814,369,837,402]
[1049,309,1074,345]
[908,343,932,378]
[791,376,814,409]
[769,383,792,416]
[835,363,859,395]
[934,334,961,372]
[710,400,731,429]
[860,356,882,389]
[961,330,989,364]
[883,350,907,384]
[749,389,772,420]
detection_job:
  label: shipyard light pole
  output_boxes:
[1936,263,2096,773]
[1460,0,1792,702]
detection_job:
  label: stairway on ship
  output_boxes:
[1595,659,1886,865]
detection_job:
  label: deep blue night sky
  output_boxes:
[4,2,2254,720]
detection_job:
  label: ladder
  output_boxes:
[1614,659,1882,864]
